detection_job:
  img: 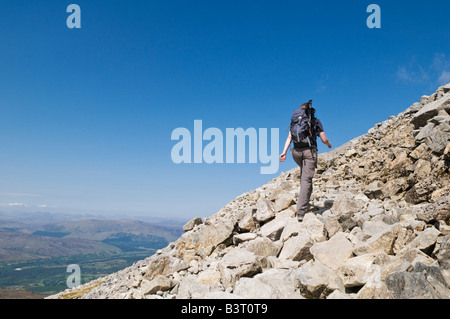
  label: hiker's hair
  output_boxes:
[300,102,309,109]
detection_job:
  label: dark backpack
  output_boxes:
[290,104,317,148]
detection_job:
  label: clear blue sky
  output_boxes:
[1,0,449,220]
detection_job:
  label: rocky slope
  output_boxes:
[49,84,450,299]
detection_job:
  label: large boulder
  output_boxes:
[218,248,264,290]
[336,253,388,288]
[310,232,354,270]
[234,269,303,299]
[353,223,402,256]
[331,193,366,215]
[254,198,276,223]
[259,216,292,241]
[175,221,235,262]
[278,232,314,262]
[385,263,450,299]
[140,275,174,295]
[410,94,450,129]
[296,260,345,299]
[416,196,450,224]
[242,236,283,258]
[144,255,189,280]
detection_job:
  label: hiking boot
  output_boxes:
[297,215,304,222]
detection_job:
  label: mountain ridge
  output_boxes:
[0,218,183,262]
[49,83,450,299]
[35,218,182,242]
[0,217,185,296]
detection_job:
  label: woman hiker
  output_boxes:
[279,102,332,222]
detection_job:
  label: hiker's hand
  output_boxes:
[280,153,287,163]
[326,142,332,149]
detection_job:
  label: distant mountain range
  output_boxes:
[0,211,186,297]
[0,214,185,263]
[0,228,120,262]
[34,218,183,242]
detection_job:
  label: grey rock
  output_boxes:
[425,122,450,154]
[144,255,189,280]
[416,196,450,224]
[301,213,327,243]
[254,198,276,223]
[243,237,283,258]
[234,269,303,299]
[405,179,437,204]
[331,193,366,215]
[337,253,389,288]
[183,217,203,232]
[175,221,235,262]
[278,232,313,262]
[176,275,223,299]
[296,260,345,299]
[233,232,257,245]
[140,275,174,295]
[436,235,450,270]
[385,263,450,299]
[273,193,295,212]
[397,227,441,256]
[410,95,450,129]
[354,223,402,256]
[310,232,354,270]
[338,214,358,232]
[259,216,291,241]
[238,207,258,231]
[218,248,264,290]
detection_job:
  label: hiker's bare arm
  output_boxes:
[280,132,292,162]
[320,132,332,148]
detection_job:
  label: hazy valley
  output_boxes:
[0,211,185,298]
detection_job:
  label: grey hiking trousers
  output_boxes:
[292,147,318,216]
